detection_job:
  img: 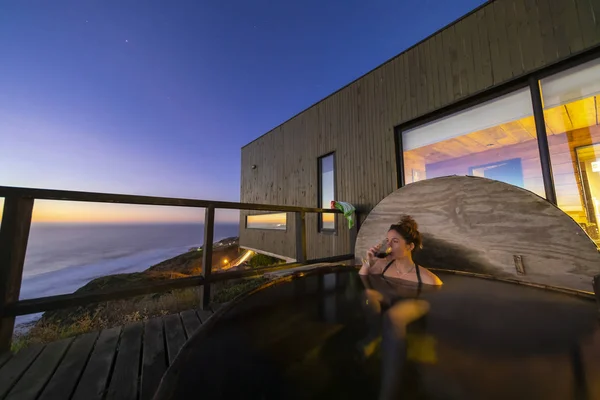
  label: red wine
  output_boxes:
[375,250,388,258]
[375,239,390,258]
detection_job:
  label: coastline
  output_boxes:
[14,234,241,334]
[10,235,287,353]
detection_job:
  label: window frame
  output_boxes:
[394,46,600,202]
[574,143,600,226]
[317,152,337,234]
[395,81,532,190]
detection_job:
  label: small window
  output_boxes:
[318,153,336,232]
[246,213,287,230]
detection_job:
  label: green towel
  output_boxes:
[331,200,356,229]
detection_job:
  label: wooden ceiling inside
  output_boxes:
[408,96,599,164]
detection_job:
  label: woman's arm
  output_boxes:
[359,244,380,275]
[358,259,373,275]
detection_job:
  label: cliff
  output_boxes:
[38,237,243,327]
[13,237,284,352]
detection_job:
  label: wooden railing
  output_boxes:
[0,186,358,352]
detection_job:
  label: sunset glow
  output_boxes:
[0,198,240,224]
[246,213,287,230]
[322,213,335,223]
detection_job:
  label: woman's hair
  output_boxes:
[389,215,423,251]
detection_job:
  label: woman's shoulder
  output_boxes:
[418,265,443,286]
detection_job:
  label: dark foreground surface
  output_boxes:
[0,308,216,400]
[156,270,600,400]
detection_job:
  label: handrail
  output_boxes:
[0,186,358,351]
[0,186,341,213]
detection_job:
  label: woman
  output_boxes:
[357,216,441,398]
[359,215,442,286]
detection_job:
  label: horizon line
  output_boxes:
[25,221,241,225]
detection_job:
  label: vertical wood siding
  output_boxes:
[240,0,600,260]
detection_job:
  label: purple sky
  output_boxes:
[0,0,484,222]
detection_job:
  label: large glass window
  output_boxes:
[318,153,336,232]
[246,213,287,230]
[542,57,600,244]
[402,88,545,198]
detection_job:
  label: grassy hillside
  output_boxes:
[12,239,282,352]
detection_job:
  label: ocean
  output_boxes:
[14,223,239,330]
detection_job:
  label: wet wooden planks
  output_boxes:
[140,317,166,400]
[196,309,214,324]
[71,326,121,400]
[163,315,187,365]
[0,344,44,399]
[39,332,100,400]
[179,310,201,338]
[0,308,212,400]
[105,322,143,400]
[0,352,12,369]
[6,338,73,400]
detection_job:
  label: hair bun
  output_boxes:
[397,215,418,229]
[390,215,422,251]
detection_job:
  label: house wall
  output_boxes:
[240,0,600,260]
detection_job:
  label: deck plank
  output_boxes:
[140,317,167,400]
[196,310,213,324]
[5,338,73,400]
[179,310,201,338]
[71,326,121,400]
[0,352,11,369]
[196,309,213,324]
[106,322,143,400]
[0,344,44,399]
[38,331,100,400]
[163,314,186,365]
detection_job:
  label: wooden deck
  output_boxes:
[0,307,218,400]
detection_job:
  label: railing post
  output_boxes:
[0,196,34,353]
[200,206,215,310]
[295,211,307,263]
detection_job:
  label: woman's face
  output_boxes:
[386,229,414,259]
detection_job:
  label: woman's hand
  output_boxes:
[358,245,380,275]
[366,244,380,267]
[359,243,380,275]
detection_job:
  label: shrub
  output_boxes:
[248,253,284,268]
